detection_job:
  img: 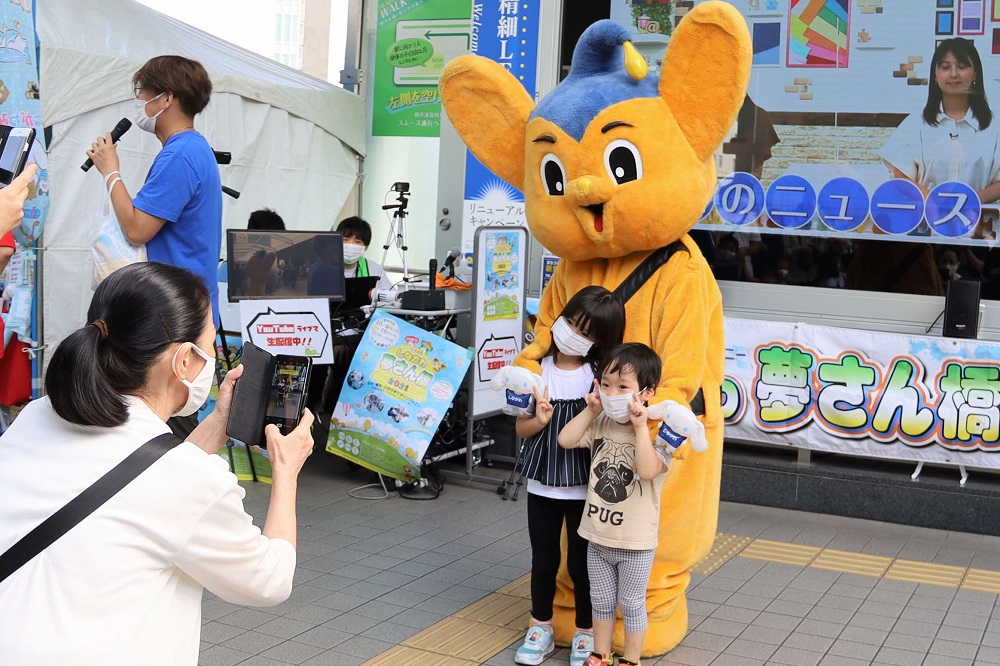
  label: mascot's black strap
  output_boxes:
[612,241,687,305]
[610,240,705,416]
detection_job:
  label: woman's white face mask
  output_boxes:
[172,343,215,417]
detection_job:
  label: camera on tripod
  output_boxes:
[392,181,410,193]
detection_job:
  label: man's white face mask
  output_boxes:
[133,92,166,134]
[343,243,365,265]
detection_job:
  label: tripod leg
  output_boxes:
[396,210,410,283]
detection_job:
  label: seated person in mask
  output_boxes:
[337,216,391,289]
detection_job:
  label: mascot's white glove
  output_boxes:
[647,400,708,455]
[490,365,544,416]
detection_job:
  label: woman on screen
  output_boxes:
[880,38,1000,203]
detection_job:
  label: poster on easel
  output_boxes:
[470,226,528,418]
[326,311,473,480]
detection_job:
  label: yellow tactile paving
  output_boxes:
[962,568,1000,594]
[739,538,821,566]
[456,592,532,630]
[691,533,753,575]
[497,574,531,599]
[884,558,966,587]
[810,549,892,577]
[362,646,478,666]
[363,532,1000,665]
[404,616,522,662]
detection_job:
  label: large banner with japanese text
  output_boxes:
[725,317,1000,467]
[326,311,473,480]
[459,0,540,268]
[372,0,472,136]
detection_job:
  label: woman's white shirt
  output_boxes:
[880,107,1000,193]
[0,396,296,666]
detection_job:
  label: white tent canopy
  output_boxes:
[38,0,364,353]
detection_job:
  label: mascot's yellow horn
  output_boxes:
[623,41,647,80]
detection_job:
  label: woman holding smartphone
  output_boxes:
[0,262,315,666]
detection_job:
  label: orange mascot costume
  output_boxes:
[440,2,750,657]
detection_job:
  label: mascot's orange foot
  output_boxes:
[550,594,688,658]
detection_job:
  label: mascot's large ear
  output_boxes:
[440,55,534,191]
[660,1,751,162]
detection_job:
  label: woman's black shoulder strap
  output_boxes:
[612,241,689,305]
[0,432,182,585]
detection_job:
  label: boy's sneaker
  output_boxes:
[582,653,612,666]
[570,631,595,666]
[514,623,555,665]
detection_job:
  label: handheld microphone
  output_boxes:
[440,247,461,272]
[82,118,132,172]
[429,259,437,290]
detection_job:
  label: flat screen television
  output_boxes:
[226,229,345,302]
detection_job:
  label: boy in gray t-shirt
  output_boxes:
[559,343,672,666]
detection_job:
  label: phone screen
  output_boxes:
[0,129,34,186]
[264,356,312,434]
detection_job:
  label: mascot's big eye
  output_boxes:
[604,139,643,185]
[540,153,566,196]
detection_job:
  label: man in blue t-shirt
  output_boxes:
[87,55,222,439]
[86,55,222,326]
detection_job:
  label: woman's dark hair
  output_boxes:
[923,38,991,130]
[337,216,372,247]
[597,342,662,392]
[548,285,626,369]
[133,55,213,116]
[248,208,285,231]
[45,263,211,427]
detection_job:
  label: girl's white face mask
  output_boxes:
[172,343,215,417]
[551,316,593,358]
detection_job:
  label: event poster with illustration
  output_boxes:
[609,0,1000,245]
[482,230,520,321]
[326,311,473,480]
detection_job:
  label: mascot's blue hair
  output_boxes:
[530,21,659,141]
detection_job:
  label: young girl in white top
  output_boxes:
[514,286,625,666]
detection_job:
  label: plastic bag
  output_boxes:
[91,181,145,289]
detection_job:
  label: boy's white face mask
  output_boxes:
[599,390,634,423]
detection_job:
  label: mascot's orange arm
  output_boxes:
[513,260,570,374]
[648,253,715,410]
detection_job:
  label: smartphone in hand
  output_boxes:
[0,126,35,187]
[264,355,313,435]
[226,342,312,446]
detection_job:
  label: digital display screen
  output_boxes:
[227,230,345,301]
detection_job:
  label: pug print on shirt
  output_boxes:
[578,415,668,551]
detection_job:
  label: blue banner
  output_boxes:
[326,311,473,480]
[460,0,540,258]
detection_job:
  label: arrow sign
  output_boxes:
[477,334,519,383]
[424,30,471,49]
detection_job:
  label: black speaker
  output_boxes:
[943,279,981,339]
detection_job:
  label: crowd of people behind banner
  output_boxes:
[702,229,998,299]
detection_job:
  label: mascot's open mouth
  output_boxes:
[586,204,605,232]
